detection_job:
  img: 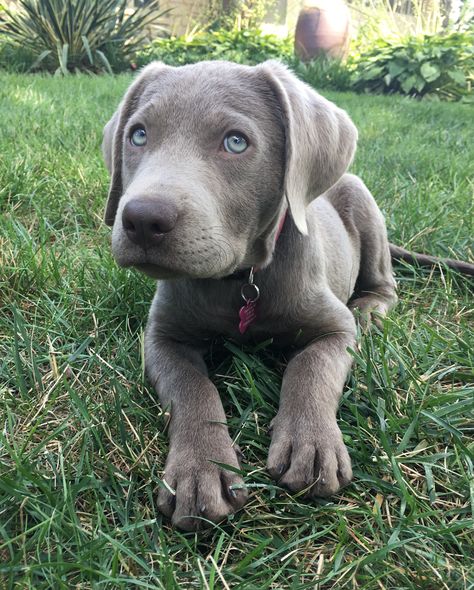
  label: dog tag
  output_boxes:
[238,268,260,334]
[239,300,258,334]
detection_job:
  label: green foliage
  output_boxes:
[0,0,168,73]
[1,3,471,104]
[0,36,37,72]
[135,29,293,68]
[135,30,352,92]
[352,32,474,101]
[292,56,353,92]
[135,29,473,101]
[206,0,273,31]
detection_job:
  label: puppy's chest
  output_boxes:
[179,281,308,345]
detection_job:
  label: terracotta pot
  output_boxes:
[295,1,351,61]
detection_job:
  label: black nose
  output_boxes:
[122,198,178,249]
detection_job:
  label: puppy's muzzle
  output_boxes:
[122,197,178,250]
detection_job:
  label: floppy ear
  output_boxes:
[102,109,119,177]
[259,61,358,234]
[102,62,169,226]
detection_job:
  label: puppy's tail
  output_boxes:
[389,244,474,277]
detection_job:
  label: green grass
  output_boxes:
[0,72,473,589]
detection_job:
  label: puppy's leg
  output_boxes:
[145,335,248,531]
[348,224,397,326]
[267,303,356,497]
[340,178,397,326]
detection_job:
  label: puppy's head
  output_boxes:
[103,60,357,279]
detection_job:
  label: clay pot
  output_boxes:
[295,1,351,61]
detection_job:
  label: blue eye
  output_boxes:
[131,127,147,147]
[223,133,248,154]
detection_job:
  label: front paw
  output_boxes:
[157,437,248,531]
[267,416,352,498]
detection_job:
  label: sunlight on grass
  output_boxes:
[10,85,50,107]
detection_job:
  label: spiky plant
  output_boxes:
[0,0,169,73]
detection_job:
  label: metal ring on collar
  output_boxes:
[241,283,260,303]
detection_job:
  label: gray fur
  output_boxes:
[102,60,397,530]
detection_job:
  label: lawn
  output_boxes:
[0,72,473,589]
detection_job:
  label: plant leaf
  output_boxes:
[388,60,406,78]
[30,49,52,71]
[400,75,417,93]
[57,42,69,75]
[81,35,93,66]
[420,62,441,82]
[95,49,113,74]
[447,69,466,85]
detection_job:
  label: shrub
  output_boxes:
[136,31,354,92]
[352,32,474,101]
[292,56,353,92]
[0,37,37,72]
[135,29,293,68]
[206,0,273,31]
[0,0,168,73]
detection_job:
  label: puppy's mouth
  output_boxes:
[129,260,240,281]
[112,226,241,279]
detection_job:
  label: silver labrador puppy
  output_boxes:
[102,60,398,530]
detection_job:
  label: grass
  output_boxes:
[0,71,473,589]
